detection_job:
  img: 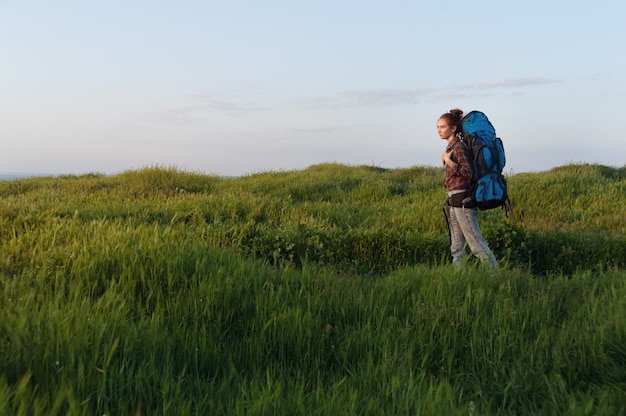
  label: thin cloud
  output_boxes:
[146,76,560,124]
[194,99,262,115]
[429,91,494,101]
[476,77,558,89]
[297,77,558,109]
[339,87,436,106]
[190,89,264,115]
[297,87,435,109]
[291,126,349,134]
[430,77,559,101]
[142,91,264,125]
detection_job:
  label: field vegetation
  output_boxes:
[0,163,625,415]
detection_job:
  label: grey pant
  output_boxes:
[448,206,497,269]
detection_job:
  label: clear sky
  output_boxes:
[1,1,625,177]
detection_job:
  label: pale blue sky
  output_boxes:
[1,0,624,176]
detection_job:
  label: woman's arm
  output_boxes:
[451,144,474,180]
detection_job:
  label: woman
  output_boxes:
[439,109,497,270]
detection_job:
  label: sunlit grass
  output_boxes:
[0,163,624,414]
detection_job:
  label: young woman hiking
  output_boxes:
[439,109,497,270]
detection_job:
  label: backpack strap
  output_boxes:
[442,202,452,247]
[446,136,463,154]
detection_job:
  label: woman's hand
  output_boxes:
[442,149,458,169]
[442,149,453,167]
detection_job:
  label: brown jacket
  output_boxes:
[444,138,474,192]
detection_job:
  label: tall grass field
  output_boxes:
[1,163,625,415]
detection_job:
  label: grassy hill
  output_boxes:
[1,163,625,415]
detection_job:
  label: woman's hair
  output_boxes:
[439,108,464,134]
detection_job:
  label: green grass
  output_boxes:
[0,163,625,415]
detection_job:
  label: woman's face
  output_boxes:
[437,118,456,140]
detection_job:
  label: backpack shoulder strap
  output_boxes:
[446,137,469,154]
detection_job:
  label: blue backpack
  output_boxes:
[460,111,511,212]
